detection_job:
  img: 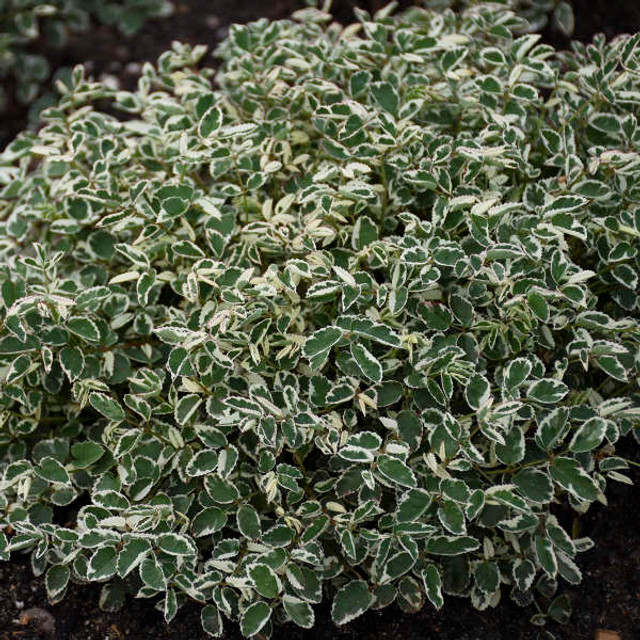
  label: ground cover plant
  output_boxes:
[0,0,638,637]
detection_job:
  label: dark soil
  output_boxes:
[1,1,639,639]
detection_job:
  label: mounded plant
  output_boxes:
[0,0,638,637]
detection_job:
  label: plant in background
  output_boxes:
[515,0,574,35]
[423,0,575,37]
[0,0,173,110]
[0,0,638,637]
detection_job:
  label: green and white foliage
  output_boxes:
[0,0,173,108]
[424,0,575,37]
[0,0,638,636]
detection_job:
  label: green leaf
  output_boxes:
[513,469,554,504]
[186,449,219,477]
[535,407,570,451]
[0,532,7,561]
[488,488,529,512]
[396,411,423,451]
[59,346,84,381]
[527,291,550,322]
[504,358,532,390]
[201,604,223,637]
[164,588,178,623]
[466,490,485,521]
[426,536,479,556]
[89,392,125,422]
[549,457,599,502]
[542,195,587,216]
[527,379,568,404]
[376,454,416,488]
[175,394,202,425]
[573,179,609,199]
[224,396,263,418]
[569,417,607,453]
[376,381,403,406]
[556,550,582,585]
[371,81,398,115]
[157,533,196,557]
[350,342,383,383]
[67,317,101,342]
[546,522,575,556]
[35,457,70,484]
[450,294,474,327]
[553,1,575,36]
[200,106,223,137]
[191,507,227,537]
[351,216,378,249]
[441,479,471,504]
[283,596,315,629]
[71,441,104,469]
[474,561,500,593]
[248,563,281,598]
[5,354,30,384]
[97,570,125,612]
[303,327,343,369]
[262,524,295,547]
[421,564,443,610]
[388,286,408,315]
[155,325,197,345]
[420,304,453,330]
[237,504,262,540]
[117,538,151,578]
[381,551,415,584]
[494,425,525,465]
[575,311,617,331]
[595,355,628,382]
[331,580,374,625]
[140,555,166,590]
[173,240,205,259]
[396,488,432,522]
[340,528,357,560]
[535,536,557,577]
[465,374,490,410]
[350,69,371,97]
[336,316,402,347]
[513,559,536,591]
[541,129,562,153]
[438,499,466,535]
[89,546,118,580]
[548,592,572,624]
[46,564,70,602]
[241,601,271,637]
[219,445,241,478]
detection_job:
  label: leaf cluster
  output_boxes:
[0,0,173,108]
[0,1,638,637]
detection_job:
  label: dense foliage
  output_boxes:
[0,1,638,637]
[0,0,172,109]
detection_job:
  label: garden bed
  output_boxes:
[0,2,639,640]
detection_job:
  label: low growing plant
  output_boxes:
[0,0,173,109]
[0,0,638,637]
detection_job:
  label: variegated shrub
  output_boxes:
[0,1,638,637]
